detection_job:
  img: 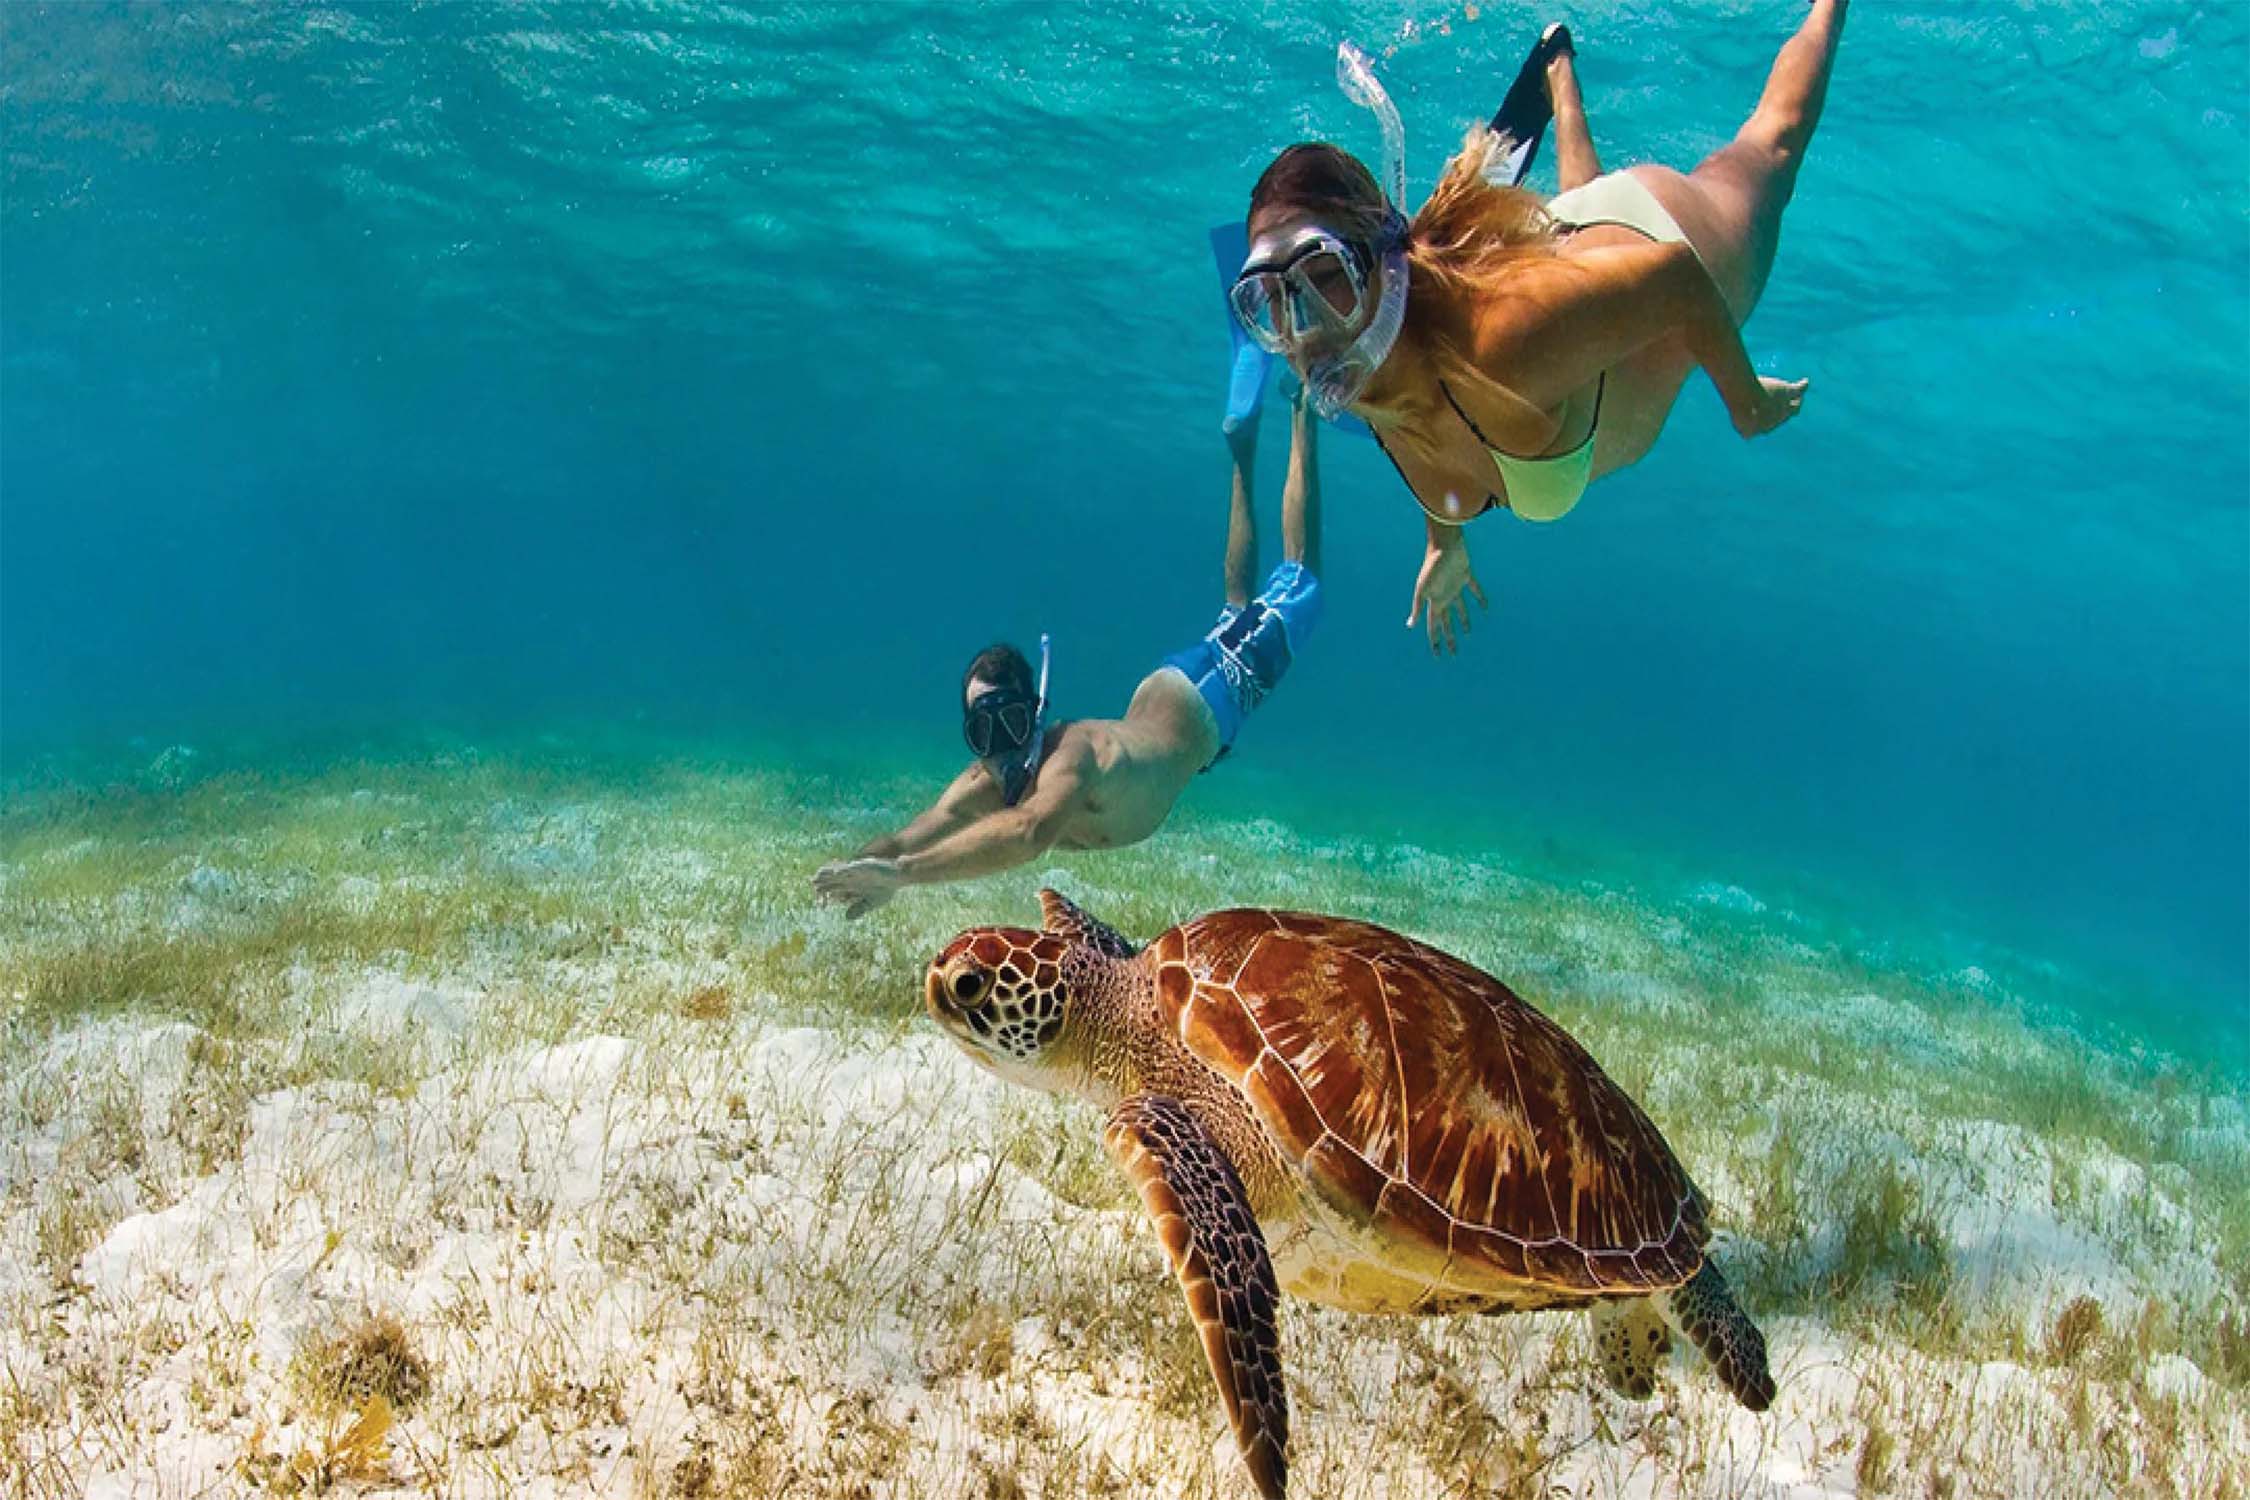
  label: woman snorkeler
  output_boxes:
[1233,1,1846,654]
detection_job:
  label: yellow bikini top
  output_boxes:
[1439,373,1605,524]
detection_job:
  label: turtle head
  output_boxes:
[926,926,1080,1084]
[927,893,1139,1089]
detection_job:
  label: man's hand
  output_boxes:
[812,857,906,919]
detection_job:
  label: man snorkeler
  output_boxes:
[811,390,1324,918]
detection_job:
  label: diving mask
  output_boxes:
[963,633,1051,807]
[1229,226,1377,358]
[963,693,1036,759]
[1231,217,1407,421]
[1228,41,1413,421]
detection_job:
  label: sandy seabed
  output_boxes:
[1,747,2244,1498]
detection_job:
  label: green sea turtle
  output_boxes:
[925,890,1773,1499]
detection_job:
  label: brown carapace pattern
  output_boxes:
[1105,1095,1289,1500]
[1149,910,1711,1293]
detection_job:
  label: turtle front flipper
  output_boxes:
[1103,1094,1288,1500]
[1590,1297,1673,1399]
[1038,888,1138,957]
[1657,1261,1775,1411]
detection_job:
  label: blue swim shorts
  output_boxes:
[1160,560,1322,765]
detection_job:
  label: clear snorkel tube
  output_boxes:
[1306,42,1412,421]
[1031,632,1051,734]
[1336,41,1407,216]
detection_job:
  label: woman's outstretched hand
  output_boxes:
[1734,375,1809,438]
[1407,536,1489,657]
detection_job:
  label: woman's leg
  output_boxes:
[1677,0,1848,314]
[1593,0,1846,472]
[1692,0,1836,308]
[1546,29,1603,191]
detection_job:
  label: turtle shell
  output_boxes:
[1146,909,1709,1294]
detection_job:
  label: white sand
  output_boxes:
[2,766,2240,1497]
[5,987,2243,1499]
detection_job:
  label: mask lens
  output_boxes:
[1232,238,1362,355]
[965,696,1033,758]
[1229,275,1288,353]
[1296,248,1360,319]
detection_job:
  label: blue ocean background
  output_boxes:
[3,2,2244,1057]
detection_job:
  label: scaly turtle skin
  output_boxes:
[926,891,1774,1500]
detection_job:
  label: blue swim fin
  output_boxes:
[1212,221,1274,436]
[1212,219,1371,442]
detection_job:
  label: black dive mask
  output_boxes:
[962,634,1050,807]
[963,691,1037,759]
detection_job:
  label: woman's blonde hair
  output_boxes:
[1406,127,1557,313]
[1400,128,1561,425]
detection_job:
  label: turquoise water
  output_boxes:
[3,3,2245,1048]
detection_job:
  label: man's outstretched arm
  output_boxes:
[852,763,1002,860]
[813,758,1082,917]
[894,759,1080,885]
[813,764,1002,918]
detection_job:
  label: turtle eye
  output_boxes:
[952,969,987,1004]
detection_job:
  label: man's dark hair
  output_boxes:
[962,642,1033,705]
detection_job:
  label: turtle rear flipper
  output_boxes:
[1658,1261,1775,1411]
[1105,1094,1288,1499]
